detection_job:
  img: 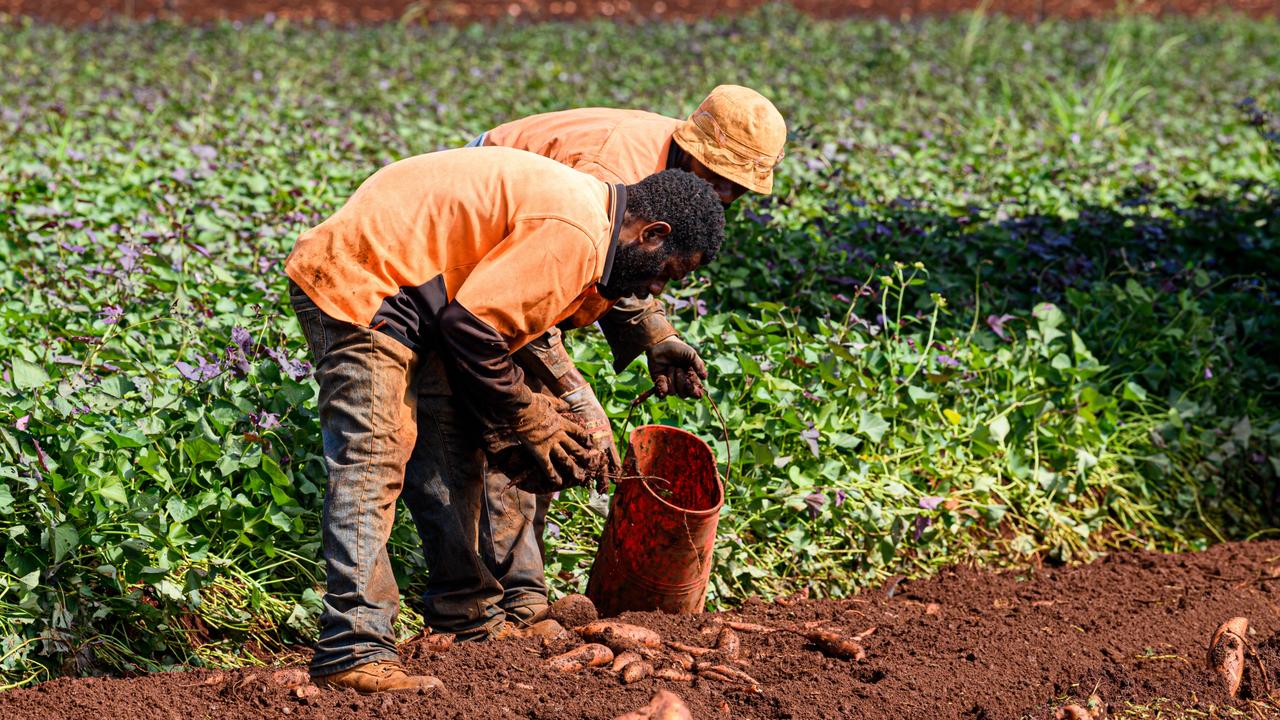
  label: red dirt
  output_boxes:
[1,0,1277,25]
[4,540,1280,719]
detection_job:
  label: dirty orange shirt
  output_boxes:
[484,108,681,186]
[285,147,624,353]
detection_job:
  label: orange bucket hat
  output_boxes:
[672,85,787,195]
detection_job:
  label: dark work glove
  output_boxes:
[561,385,620,492]
[494,389,599,489]
[646,337,707,399]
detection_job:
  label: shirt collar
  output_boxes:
[599,182,627,286]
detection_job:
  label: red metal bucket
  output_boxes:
[586,424,724,617]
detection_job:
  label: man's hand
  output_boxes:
[646,337,707,399]
[561,385,621,491]
[508,393,596,491]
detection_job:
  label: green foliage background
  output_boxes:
[0,7,1278,686]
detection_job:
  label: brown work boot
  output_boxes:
[314,661,443,695]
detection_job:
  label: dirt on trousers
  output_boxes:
[1,0,1278,25]
[4,540,1280,720]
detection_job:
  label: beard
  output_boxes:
[598,242,666,300]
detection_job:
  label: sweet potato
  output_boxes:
[547,593,598,629]
[577,621,663,652]
[621,661,654,684]
[612,651,643,672]
[665,641,715,657]
[613,690,692,720]
[669,651,695,671]
[653,667,694,682]
[703,664,760,686]
[724,621,777,634]
[517,619,569,640]
[715,627,741,659]
[1055,705,1091,720]
[795,628,866,660]
[1208,616,1249,698]
[546,643,614,673]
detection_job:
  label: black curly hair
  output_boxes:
[623,169,725,265]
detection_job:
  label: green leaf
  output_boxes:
[857,411,889,443]
[987,415,1010,444]
[97,482,128,505]
[52,522,79,563]
[11,357,50,389]
[1123,381,1148,403]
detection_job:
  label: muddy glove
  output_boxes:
[496,393,597,493]
[646,337,707,399]
[561,385,620,492]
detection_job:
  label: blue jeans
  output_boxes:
[291,283,526,675]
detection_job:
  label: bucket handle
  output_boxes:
[617,385,733,491]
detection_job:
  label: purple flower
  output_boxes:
[914,515,932,541]
[190,144,217,162]
[175,354,223,382]
[986,314,1015,340]
[250,411,280,431]
[918,496,944,510]
[267,347,312,381]
[834,489,847,507]
[546,521,561,538]
[803,492,827,519]
[100,305,124,325]
[936,354,960,368]
[1204,366,1213,380]
[15,415,30,431]
[231,326,253,353]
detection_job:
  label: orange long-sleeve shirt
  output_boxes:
[285,147,626,430]
[286,147,623,352]
[484,108,682,186]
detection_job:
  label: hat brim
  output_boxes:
[674,133,774,195]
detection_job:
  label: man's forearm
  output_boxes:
[597,296,678,372]
[511,328,589,397]
[436,300,534,432]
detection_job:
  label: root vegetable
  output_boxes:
[699,669,733,683]
[715,627,741,659]
[669,651,695,671]
[791,628,866,660]
[270,668,310,688]
[546,643,614,673]
[547,594,598,629]
[517,619,569,640]
[703,664,760,686]
[612,651,643,672]
[665,641,715,657]
[420,633,455,653]
[621,661,654,684]
[613,690,692,720]
[576,621,663,652]
[1056,705,1091,720]
[1207,616,1249,698]
[724,621,776,634]
[653,667,694,682]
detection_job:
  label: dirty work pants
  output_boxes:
[291,284,545,676]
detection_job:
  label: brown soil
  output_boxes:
[1,0,1277,25]
[4,541,1280,719]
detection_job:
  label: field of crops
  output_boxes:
[1,7,1278,692]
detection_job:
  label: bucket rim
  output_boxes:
[628,424,725,517]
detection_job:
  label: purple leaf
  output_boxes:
[803,492,827,519]
[986,314,1015,340]
[800,426,821,458]
[918,496,944,510]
